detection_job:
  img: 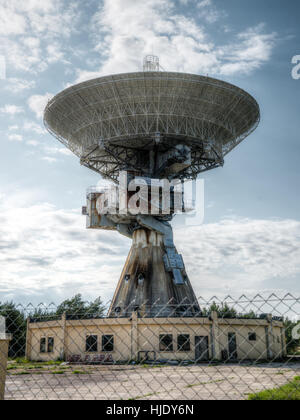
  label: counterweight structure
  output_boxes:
[44,59,260,317]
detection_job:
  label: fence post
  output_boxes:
[0,316,12,401]
[25,317,31,360]
[62,312,67,361]
[267,314,273,359]
[281,327,287,358]
[131,312,139,361]
[211,311,221,361]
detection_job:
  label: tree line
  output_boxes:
[0,294,106,358]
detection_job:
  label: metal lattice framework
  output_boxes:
[44,72,260,182]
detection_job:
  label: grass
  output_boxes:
[249,376,300,400]
[12,371,31,376]
[7,365,19,371]
[8,358,31,365]
[9,358,62,366]
[140,364,167,369]
[72,370,88,375]
[7,359,65,372]
[186,377,234,388]
[9,360,60,366]
[8,362,104,377]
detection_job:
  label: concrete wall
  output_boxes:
[136,317,213,361]
[65,318,132,362]
[0,338,10,400]
[26,317,65,362]
[26,313,286,363]
[27,316,133,362]
[217,322,268,360]
[216,318,285,361]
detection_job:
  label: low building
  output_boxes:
[26,312,286,363]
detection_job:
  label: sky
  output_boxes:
[0,0,300,307]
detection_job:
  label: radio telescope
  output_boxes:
[44,56,260,317]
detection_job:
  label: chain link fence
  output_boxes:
[1,294,300,400]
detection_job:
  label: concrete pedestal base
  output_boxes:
[108,229,200,318]
[0,338,11,401]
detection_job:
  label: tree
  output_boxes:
[0,302,26,358]
[201,302,261,320]
[56,294,107,319]
[28,307,58,323]
[202,302,238,319]
[284,318,300,354]
[0,295,107,360]
[240,310,258,320]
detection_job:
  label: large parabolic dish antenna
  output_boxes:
[44,72,260,182]
[44,62,260,317]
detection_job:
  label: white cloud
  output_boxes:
[0,105,24,115]
[0,1,80,74]
[175,218,300,298]
[1,37,47,73]
[28,93,53,119]
[0,1,79,37]
[75,0,276,82]
[23,121,45,135]
[197,0,226,24]
[80,0,210,79]
[26,140,40,147]
[40,146,74,164]
[0,0,277,83]
[0,195,130,304]
[8,133,23,142]
[8,125,19,131]
[0,4,27,36]
[218,24,277,75]
[5,78,36,94]
[41,156,58,164]
[46,43,68,64]
[44,146,73,157]
[197,0,212,6]
[38,145,74,165]
[0,186,299,305]
[22,37,40,49]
